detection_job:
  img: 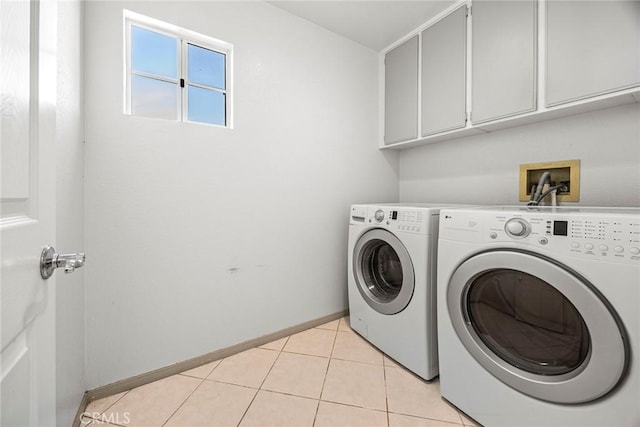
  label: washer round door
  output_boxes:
[447,250,628,404]
[352,229,415,315]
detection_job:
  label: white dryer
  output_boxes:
[437,206,640,426]
[348,203,455,380]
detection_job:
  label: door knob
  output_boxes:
[40,246,85,279]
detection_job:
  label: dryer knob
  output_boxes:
[374,209,385,222]
[505,218,531,238]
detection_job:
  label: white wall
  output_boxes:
[84,1,398,388]
[56,0,85,424]
[400,103,640,206]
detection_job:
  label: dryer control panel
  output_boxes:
[440,207,640,263]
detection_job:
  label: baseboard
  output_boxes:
[82,310,347,405]
[72,392,89,427]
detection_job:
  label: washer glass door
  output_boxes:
[447,250,628,404]
[353,229,415,315]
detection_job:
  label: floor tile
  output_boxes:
[385,367,461,424]
[338,316,351,331]
[239,390,318,427]
[85,318,472,427]
[282,327,336,358]
[84,391,127,417]
[314,401,388,427]
[164,380,257,427]
[384,355,401,368]
[321,359,386,411]
[259,336,289,351]
[389,412,463,427]
[102,375,201,427]
[315,319,340,330]
[332,330,384,365]
[459,411,479,426]
[261,352,329,399]
[207,348,278,388]
[180,360,220,379]
[85,422,122,427]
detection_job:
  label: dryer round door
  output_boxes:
[447,250,628,404]
[352,229,415,315]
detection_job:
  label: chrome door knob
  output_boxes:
[40,246,85,279]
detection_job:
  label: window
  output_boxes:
[124,10,232,127]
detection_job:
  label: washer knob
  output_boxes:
[374,209,385,223]
[505,218,531,238]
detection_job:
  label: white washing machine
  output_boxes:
[348,203,457,380]
[437,206,640,426]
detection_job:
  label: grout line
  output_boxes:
[177,360,219,380]
[81,390,130,425]
[160,375,207,427]
[236,335,289,425]
[160,354,238,426]
[312,318,340,426]
[318,397,388,412]
[386,410,467,426]
[383,362,391,427]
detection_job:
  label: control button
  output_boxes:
[599,245,608,252]
[614,246,624,253]
[374,210,384,223]
[630,247,640,255]
[571,242,580,249]
[504,218,531,238]
[538,237,548,245]
[489,232,498,239]
[584,243,594,250]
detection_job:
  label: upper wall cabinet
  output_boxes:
[546,1,640,106]
[471,0,537,123]
[384,36,419,145]
[380,0,640,150]
[421,5,467,136]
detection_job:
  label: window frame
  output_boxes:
[123,9,233,128]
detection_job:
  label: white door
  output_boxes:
[1,0,58,425]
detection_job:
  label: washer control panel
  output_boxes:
[350,205,435,235]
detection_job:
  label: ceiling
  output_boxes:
[267,1,455,51]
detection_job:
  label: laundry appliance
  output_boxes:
[437,206,639,426]
[348,203,456,380]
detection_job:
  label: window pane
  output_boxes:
[131,25,177,78]
[131,75,178,120]
[188,44,225,89]
[187,86,225,126]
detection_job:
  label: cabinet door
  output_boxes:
[384,36,418,145]
[546,1,640,106]
[422,6,467,136]
[472,0,537,123]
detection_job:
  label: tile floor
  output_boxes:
[81,317,478,427]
